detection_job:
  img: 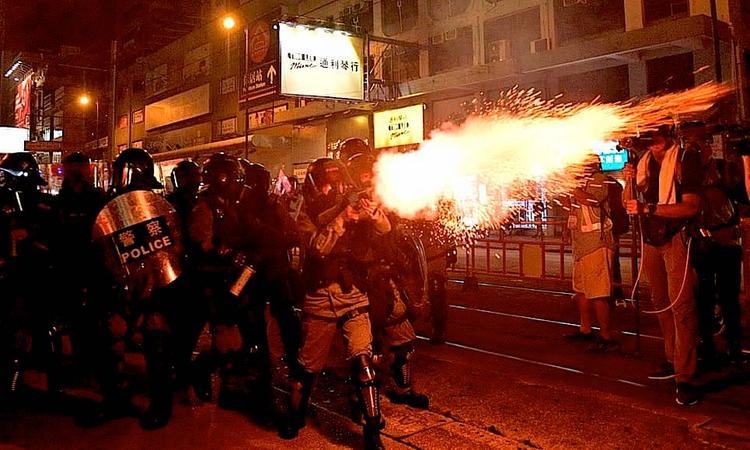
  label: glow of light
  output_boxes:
[373,82,733,238]
[78,94,91,105]
[222,16,236,30]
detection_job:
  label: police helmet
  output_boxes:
[345,153,376,189]
[170,159,202,192]
[338,137,370,161]
[239,159,271,195]
[202,152,244,198]
[111,147,162,194]
[303,157,349,213]
[0,152,46,190]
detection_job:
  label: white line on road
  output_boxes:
[416,336,648,389]
[449,304,664,341]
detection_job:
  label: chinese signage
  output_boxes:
[145,84,210,131]
[373,104,424,149]
[240,15,280,109]
[249,104,288,129]
[14,75,32,129]
[133,109,144,124]
[219,117,237,135]
[279,23,364,100]
[221,76,236,95]
[114,216,174,265]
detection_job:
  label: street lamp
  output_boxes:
[222,13,252,159]
[79,93,100,152]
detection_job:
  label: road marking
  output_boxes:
[416,336,648,388]
[449,304,664,341]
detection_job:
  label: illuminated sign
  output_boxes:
[240,13,280,108]
[373,104,424,148]
[0,127,29,153]
[279,23,364,100]
[145,84,210,131]
[14,75,32,129]
[593,141,628,172]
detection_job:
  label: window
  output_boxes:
[484,8,540,62]
[647,52,695,94]
[429,0,471,21]
[339,1,374,32]
[558,65,630,103]
[429,26,473,74]
[554,0,625,44]
[383,47,420,83]
[643,0,688,25]
[382,0,418,36]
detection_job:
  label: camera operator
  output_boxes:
[623,125,701,406]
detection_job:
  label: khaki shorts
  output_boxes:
[572,247,613,300]
[298,312,373,373]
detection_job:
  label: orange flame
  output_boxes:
[373,83,733,233]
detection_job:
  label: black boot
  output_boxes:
[140,331,173,431]
[190,352,214,402]
[278,368,315,440]
[75,350,133,428]
[387,345,429,409]
[364,422,386,450]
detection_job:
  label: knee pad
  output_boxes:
[390,344,415,388]
[108,313,128,339]
[352,354,377,388]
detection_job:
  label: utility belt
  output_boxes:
[306,256,367,294]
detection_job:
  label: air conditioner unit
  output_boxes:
[530,38,550,54]
[444,28,457,41]
[487,39,511,63]
[430,34,444,45]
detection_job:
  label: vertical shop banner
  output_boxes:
[373,104,424,148]
[278,23,364,100]
[239,14,280,109]
[14,75,32,129]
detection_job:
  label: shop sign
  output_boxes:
[132,140,144,149]
[373,104,424,149]
[248,104,288,129]
[24,140,62,151]
[132,109,144,124]
[219,117,237,135]
[279,23,364,100]
[14,75,32,129]
[118,115,128,129]
[221,76,236,95]
[240,13,280,108]
[145,84,210,131]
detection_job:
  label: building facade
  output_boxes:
[113,0,750,181]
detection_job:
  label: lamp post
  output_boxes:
[79,93,101,152]
[222,13,251,159]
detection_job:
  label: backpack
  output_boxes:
[603,175,629,236]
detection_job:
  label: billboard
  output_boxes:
[373,104,424,149]
[279,23,364,100]
[145,84,210,131]
[14,75,32,129]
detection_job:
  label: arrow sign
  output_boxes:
[267,65,277,84]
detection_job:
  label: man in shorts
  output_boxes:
[566,162,617,352]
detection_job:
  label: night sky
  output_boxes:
[1,0,115,54]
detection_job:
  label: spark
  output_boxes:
[373,83,732,239]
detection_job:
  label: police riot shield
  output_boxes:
[395,228,430,313]
[93,190,183,299]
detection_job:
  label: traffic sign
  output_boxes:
[239,15,280,109]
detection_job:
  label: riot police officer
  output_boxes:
[346,152,430,411]
[187,153,273,418]
[50,152,106,388]
[165,159,207,393]
[0,152,57,400]
[279,157,388,450]
[80,148,182,430]
[238,159,301,366]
